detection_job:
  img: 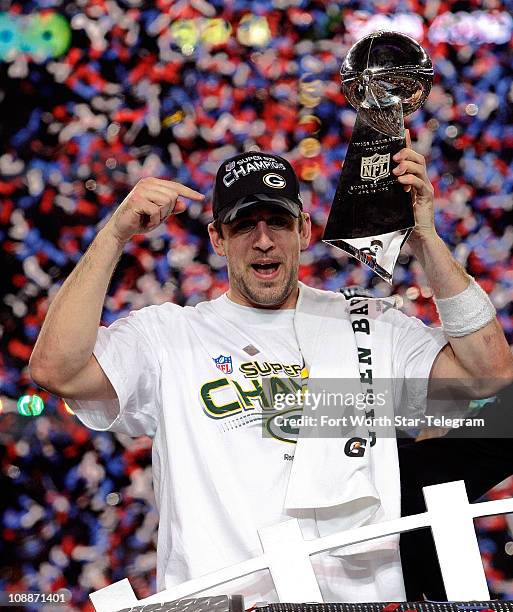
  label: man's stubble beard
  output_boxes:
[230,263,298,307]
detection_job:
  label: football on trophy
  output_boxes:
[340,31,434,137]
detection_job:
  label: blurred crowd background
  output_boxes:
[1,0,513,609]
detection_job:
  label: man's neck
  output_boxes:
[226,286,299,310]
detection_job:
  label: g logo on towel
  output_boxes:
[344,437,367,457]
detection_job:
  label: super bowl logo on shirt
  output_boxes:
[213,354,233,374]
[360,153,390,183]
[200,359,304,444]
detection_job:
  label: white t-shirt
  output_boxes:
[67,288,447,603]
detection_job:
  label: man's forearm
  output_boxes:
[408,231,470,298]
[409,230,513,382]
[29,227,125,385]
[30,176,204,390]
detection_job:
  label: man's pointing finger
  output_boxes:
[152,179,205,201]
[173,183,205,201]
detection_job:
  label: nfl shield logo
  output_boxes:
[360,153,390,183]
[214,354,233,374]
[225,161,235,172]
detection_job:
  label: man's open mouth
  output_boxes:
[251,262,281,277]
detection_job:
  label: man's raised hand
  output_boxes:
[106,178,205,245]
[393,129,436,238]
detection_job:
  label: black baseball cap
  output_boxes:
[212,152,303,223]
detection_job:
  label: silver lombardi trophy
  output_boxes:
[322,31,434,283]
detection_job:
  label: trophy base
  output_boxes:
[324,228,412,284]
[323,109,415,282]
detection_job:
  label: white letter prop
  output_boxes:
[90,480,513,612]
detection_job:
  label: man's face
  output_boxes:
[208,204,311,309]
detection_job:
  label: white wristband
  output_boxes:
[434,278,496,337]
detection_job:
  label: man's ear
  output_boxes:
[299,213,312,251]
[208,222,225,256]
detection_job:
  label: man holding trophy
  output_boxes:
[30,32,513,603]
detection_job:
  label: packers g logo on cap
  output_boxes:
[263,173,286,188]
